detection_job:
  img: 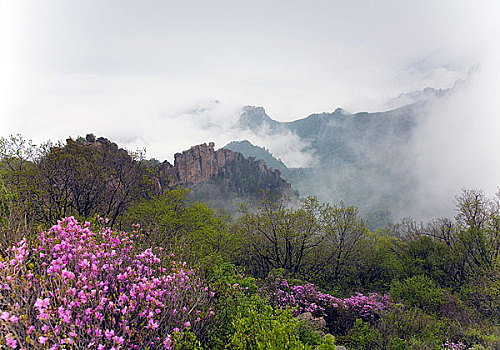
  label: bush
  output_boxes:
[390,275,444,313]
[344,318,381,350]
[205,268,336,350]
[0,217,213,349]
[375,304,446,349]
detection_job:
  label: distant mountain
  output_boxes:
[226,100,437,226]
[385,87,448,109]
[224,140,291,176]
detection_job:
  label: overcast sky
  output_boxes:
[1,0,499,162]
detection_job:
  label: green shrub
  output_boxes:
[376,305,445,349]
[344,318,381,350]
[296,321,324,347]
[390,275,444,313]
[228,303,307,349]
[388,337,408,350]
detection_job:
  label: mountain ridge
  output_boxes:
[226,97,441,225]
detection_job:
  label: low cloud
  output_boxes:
[1,71,315,168]
[411,51,500,219]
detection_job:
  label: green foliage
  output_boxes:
[124,188,241,269]
[354,232,400,293]
[228,303,308,350]
[171,331,204,350]
[315,334,337,350]
[236,196,322,278]
[390,275,444,313]
[375,305,446,349]
[388,337,408,350]
[296,321,324,347]
[345,318,381,350]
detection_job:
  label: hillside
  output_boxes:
[228,100,435,224]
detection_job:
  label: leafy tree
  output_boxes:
[123,188,240,268]
[390,275,444,313]
[318,201,369,288]
[454,189,500,278]
[237,196,322,278]
[0,135,152,227]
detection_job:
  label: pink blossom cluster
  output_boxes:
[262,278,341,316]
[441,340,475,350]
[263,278,390,320]
[342,292,390,319]
[0,217,213,349]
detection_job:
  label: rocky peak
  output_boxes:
[159,143,297,199]
[238,106,279,131]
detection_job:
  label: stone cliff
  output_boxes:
[159,142,297,200]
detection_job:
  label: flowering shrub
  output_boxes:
[441,340,475,350]
[261,277,341,317]
[262,277,390,320]
[0,217,213,349]
[343,292,391,319]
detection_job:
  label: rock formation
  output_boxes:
[158,142,297,200]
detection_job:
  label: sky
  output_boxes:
[1,0,499,214]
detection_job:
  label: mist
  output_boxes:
[411,53,500,219]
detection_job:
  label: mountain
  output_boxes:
[224,140,292,177]
[158,142,298,212]
[225,100,437,226]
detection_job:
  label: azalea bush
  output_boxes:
[262,276,390,320]
[0,217,213,349]
[343,292,391,320]
[260,277,341,317]
[441,339,475,350]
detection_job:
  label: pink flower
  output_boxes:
[5,333,17,349]
[148,318,159,329]
[61,269,75,280]
[105,329,115,340]
[113,335,124,344]
[34,297,50,309]
[38,336,48,344]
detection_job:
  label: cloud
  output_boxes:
[0,71,315,167]
[411,50,500,219]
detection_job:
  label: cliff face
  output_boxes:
[159,142,297,200]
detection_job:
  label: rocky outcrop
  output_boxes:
[297,312,327,330]
[159,142,297,199]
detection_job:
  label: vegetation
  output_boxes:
[0,134,499,349]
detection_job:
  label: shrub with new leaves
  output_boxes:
[0,217,213,349]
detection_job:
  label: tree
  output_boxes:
[453,189,500,280]
[0,135,153,227]
[318,201,369,288]
[237,196,322,278]
[123,188,239,267]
